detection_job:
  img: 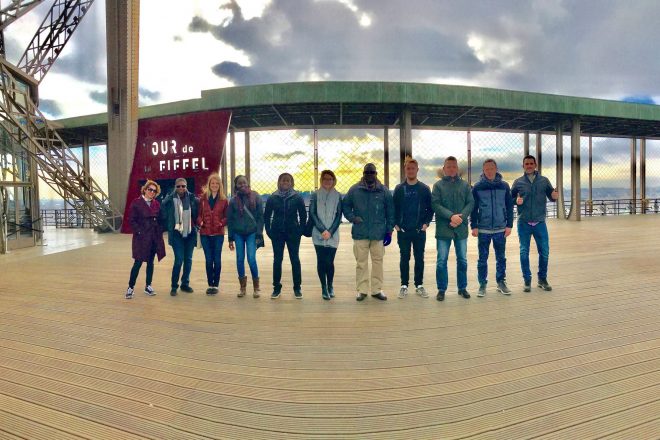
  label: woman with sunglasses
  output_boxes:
[125,180,166,299]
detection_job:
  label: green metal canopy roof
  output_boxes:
[54,81,660,145]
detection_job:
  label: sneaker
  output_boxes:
[271,290,281,299]
[436,290,445,301]
[496,280,511,295]
[415,286,429,298]
[477,283,487,297]
[206,287,214,295]
[371,292,387,301]
[294,289,303,299]
[170,288,178,296]
[398,285,408,299]
[144,285,156,296]
[125,287,134,299]
[356,293,368,301]
[538,278,553,291]
[523,280,532,292]
[180,285,194,293]
[458,289,471,299]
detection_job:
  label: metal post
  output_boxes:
[229,129,235,194]
[640,138,646,213]
[467,129,472,185]
[630,137,637,214]
[313,128,319,190]
[588,135,593,215]
[536,131,542,174]
[568,117,581,221]
[399,107,412,181]
[383,128,389,188]
[221,130,228,198]
[555,124,565,219]
[245,130,251,185]
[523,131,530,157]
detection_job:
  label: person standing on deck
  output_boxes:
[511,155,559,292]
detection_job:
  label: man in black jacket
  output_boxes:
[393,157,433,299]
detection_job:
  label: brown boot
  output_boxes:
[252,277,260,298]
[238,276,247,297]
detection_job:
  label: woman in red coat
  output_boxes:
[125,180,166,299]
[197,173,229,295]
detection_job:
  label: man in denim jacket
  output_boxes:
[470,159,514,297]
[511,155,559,292]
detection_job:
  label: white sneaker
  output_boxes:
[144,285,156,296]
[125,287,134,299]
[415,286,429,298]
[398,285,408,298]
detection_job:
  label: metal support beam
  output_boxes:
[221,130,228,197]
[467,129,472,185]
[555,124,566,219]
[105,0,139,215]
[588,135,593,215]
[568,118,581,221]
[0,0,43,31]
[640,138,646,213]
[536,131,542,174]
[523,131,530,157]
[313,128,318,190]
[630,138,637,214]
[245,130,251,184]
[229,129,235,194]
[399,106,412,181]
[383,128,389,188]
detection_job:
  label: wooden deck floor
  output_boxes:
[0,215,659,439]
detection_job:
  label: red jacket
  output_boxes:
[197,194,229,236]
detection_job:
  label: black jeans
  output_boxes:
[271,233,302,291]
[397,229,426,286]
[314,245,337,288]
[128,256,154,288]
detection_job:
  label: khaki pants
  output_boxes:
[353,239,385,294]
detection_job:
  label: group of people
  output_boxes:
[124,154,558,302]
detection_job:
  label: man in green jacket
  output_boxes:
[343,163,395,301]
[431,156,475,301]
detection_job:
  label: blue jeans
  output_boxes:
[234,232,258,278]
[200,235,224,287]
[169,231,196,289]
[477,232,507,284]
[517,220,550,282]
[436,238,468,292]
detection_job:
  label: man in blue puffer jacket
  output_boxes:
[470,159,514,297]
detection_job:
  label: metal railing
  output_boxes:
[40,208,94,228]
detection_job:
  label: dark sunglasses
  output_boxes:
[176,185,187,188]
[146,188,157,192]
[364,170,377,175]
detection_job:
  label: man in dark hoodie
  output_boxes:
[511,155,559,292]
[393,156,433,299]
[470,159,514,297]
[342,163,395,301]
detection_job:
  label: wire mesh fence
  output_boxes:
[37,127,660,224]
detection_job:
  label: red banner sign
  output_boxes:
[121,110,232,233]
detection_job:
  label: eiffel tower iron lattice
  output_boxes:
[0,59,122,231]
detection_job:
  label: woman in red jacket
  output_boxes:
[198,173,229,295]
[126,180,166,299]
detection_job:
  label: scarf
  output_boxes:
[173,193,192,237]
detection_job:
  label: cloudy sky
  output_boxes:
[4,0,660,120]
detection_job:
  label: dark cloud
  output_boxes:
[138,87,161,103]
[190,0,660,101]
[38,99,63,118]
[269,150,305,160]
[90,90,106,105]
